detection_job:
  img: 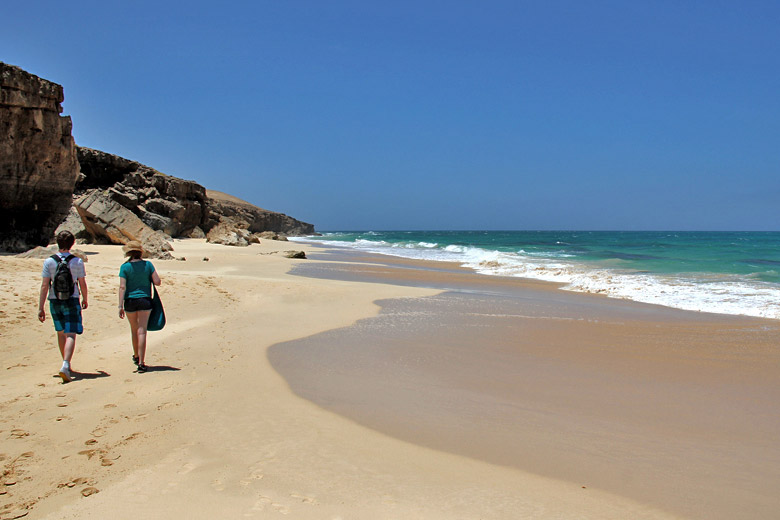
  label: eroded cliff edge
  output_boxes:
[1,63,315,255]
[72,147,316,246]
[0,62,80,252]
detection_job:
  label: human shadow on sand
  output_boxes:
[52,370,111,381]
[74,370,111,380]
[135,365,181,373]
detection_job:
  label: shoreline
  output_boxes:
[292,233,780,321]
[280,247,780,519]
[296,243,777,324]
[2,239,778,519]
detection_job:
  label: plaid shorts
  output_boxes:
[49,298,83,334]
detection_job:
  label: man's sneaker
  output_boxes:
[58,367,73,383]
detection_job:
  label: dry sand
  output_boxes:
[1,239,777,519]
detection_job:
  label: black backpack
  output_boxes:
[51,254,76,300]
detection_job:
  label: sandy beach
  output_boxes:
[2,239,779,519]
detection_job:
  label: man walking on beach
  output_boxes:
[38,231,88,383]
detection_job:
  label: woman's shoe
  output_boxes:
[137,363,148,373]
[132,356,139,366]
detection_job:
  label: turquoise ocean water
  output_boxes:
[292,231,780,320]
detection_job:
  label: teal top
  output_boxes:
[119,260,156,299]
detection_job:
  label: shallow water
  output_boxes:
[293,231,780,319]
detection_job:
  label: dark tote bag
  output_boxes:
[147,285,166,331]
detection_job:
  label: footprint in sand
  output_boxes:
[81,486,99,497]
[250,496,290,515]
[9,429,29,439]
[239,468,264,487]
[59,477,90,489]
[78,449,99,459]
[178,462,196,475]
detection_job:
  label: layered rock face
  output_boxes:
[206,190,315,237]
[76,190,174,259]
[0,63,80,251]
[77,147,207,238]
[73,148,315,246]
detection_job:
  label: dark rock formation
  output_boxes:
[55,206,91,243]
[76,190,174,259]
[73,149,316,247]
[0,62,80,252]
[256,231,288,241]
[205,191,315,237]
[1,63,315,254]
[77,147,207,238]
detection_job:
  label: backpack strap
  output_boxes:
[51,253,75,263]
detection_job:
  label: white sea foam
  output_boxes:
[291,237,780,320]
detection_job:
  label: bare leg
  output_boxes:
[135,310,151,365]
[127,310,151,365]
[57,331,66,359]
[127,312,140,358]
[57,331,76,362]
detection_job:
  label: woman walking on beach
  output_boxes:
[118,241,161,373]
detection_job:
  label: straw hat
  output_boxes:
[122,241,144,254]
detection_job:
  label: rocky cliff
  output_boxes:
[71,147,315,245]
[1,63,315,256]
[0,62,80,252]
[206,190,315,236]
[76,147,208,239]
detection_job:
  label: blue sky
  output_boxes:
[4,1,779,231]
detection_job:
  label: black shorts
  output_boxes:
[124,297,153,312]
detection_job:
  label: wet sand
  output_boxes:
[271,250,780,519]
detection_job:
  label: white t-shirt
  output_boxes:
[42,252,86,300]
